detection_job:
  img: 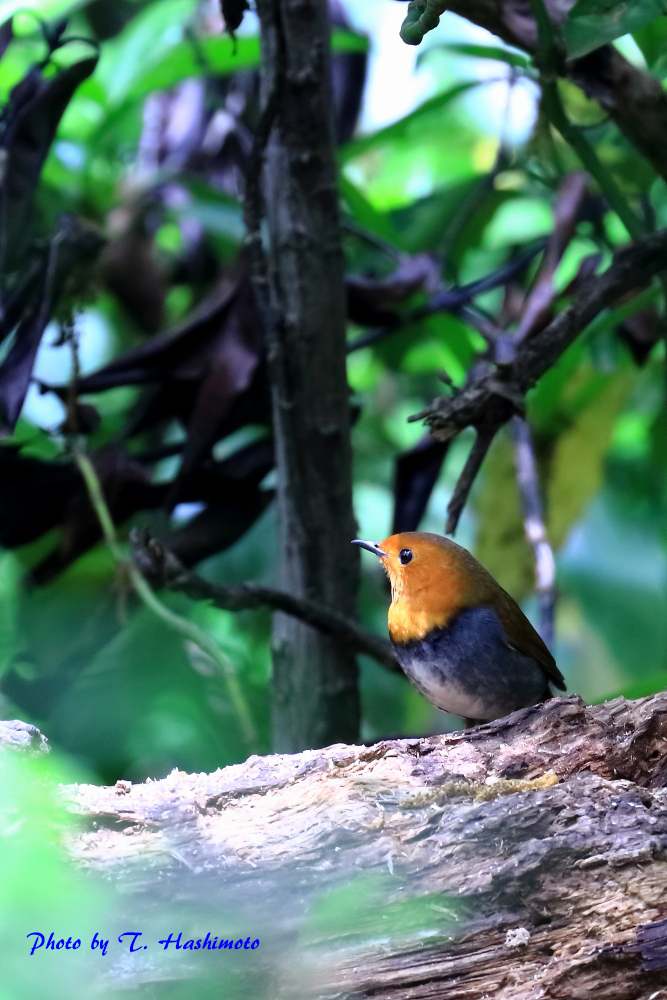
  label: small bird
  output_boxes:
[352,531,565,726]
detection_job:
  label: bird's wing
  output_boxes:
[492,591,566,690]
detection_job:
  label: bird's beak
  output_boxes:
[352,539,388,559]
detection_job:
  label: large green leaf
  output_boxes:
[417,42,531,71]
[633,14,667,66]
[48,601,264,781]
[340,81,479,164]
[548,370,637,549]
[564,0,667,60]
[474,429,534,603]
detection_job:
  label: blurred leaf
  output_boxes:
[564,0,667,60]
[633,15,667,67]
[340,81,479,164]
[331,28,370,55]
[123,33,261,103]
[302,873,459,948]
[0,750,112,1000]
[558,490,667,681]
[100,17,365,106]
[175,183,245,247]
[48,601,263,780]
[582,284,663,341]
[474,429,534,602]
[548,370,637,549]
[0,55,98,272]
[418,42,531,70]
[0,550,21,676]
[391,179,514,262]
[340,173,404,247]
[95,0,197,106]
[602,671,667,701]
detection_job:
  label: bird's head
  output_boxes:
[352,531,484,643]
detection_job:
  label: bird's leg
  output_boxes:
[463,717,483,729]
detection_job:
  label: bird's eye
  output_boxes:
[398,548,413,565]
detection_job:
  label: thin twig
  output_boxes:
[446,429,494,535]
[511,416,556,648]
[74,450,259,749]
[412,229,667,438]
[345,241,547,354]
[130,530,401,674]
[341,218,404,262]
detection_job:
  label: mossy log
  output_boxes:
[54,694,667,998]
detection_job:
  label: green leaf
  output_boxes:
[564,0,667,60]
[331,28,370,55]
[95,0,197,106]
[340,81,479,164]
[582,284,663,341]
[0,551,21,678]
[48,602,260,781]
[633,14,667,66]
[548,370,637,549]
[417,42,531,71]
[339,173,406,248]
[475,429,534,602]
[124,34,261,103]
[173,181,246,252]
[390,178,512,258]
[98,7,365,107]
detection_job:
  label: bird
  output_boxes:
[352,531,565,727]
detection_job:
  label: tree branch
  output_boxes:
[445,429,494,535]
[412,228,667,441]
[421,0,667,184]
[130,530,401,674]
[345,240,547,354]
[511,416,556,648]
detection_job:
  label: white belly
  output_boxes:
[400,652,495,720]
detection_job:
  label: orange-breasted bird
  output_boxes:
[352,531,565,726]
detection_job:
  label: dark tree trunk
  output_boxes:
[255,0,360,752]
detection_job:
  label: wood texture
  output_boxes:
[62,694,667,998]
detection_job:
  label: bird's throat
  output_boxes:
[388,594,455,644]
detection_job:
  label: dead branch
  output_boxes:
[130,530,400,672]
[412,228,667,442]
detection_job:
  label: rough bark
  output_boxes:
[254,0,360,751]
[61,694,667,998]
[0,718,49,753]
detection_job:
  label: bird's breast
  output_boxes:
[392,605,552,721]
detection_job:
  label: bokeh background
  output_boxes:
[1,0,666,790]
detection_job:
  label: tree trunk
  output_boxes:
[61,694,667,998]
[255,0,360,753]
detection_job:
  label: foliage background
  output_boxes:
[2,2,667,998]
[1,0,666,789]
